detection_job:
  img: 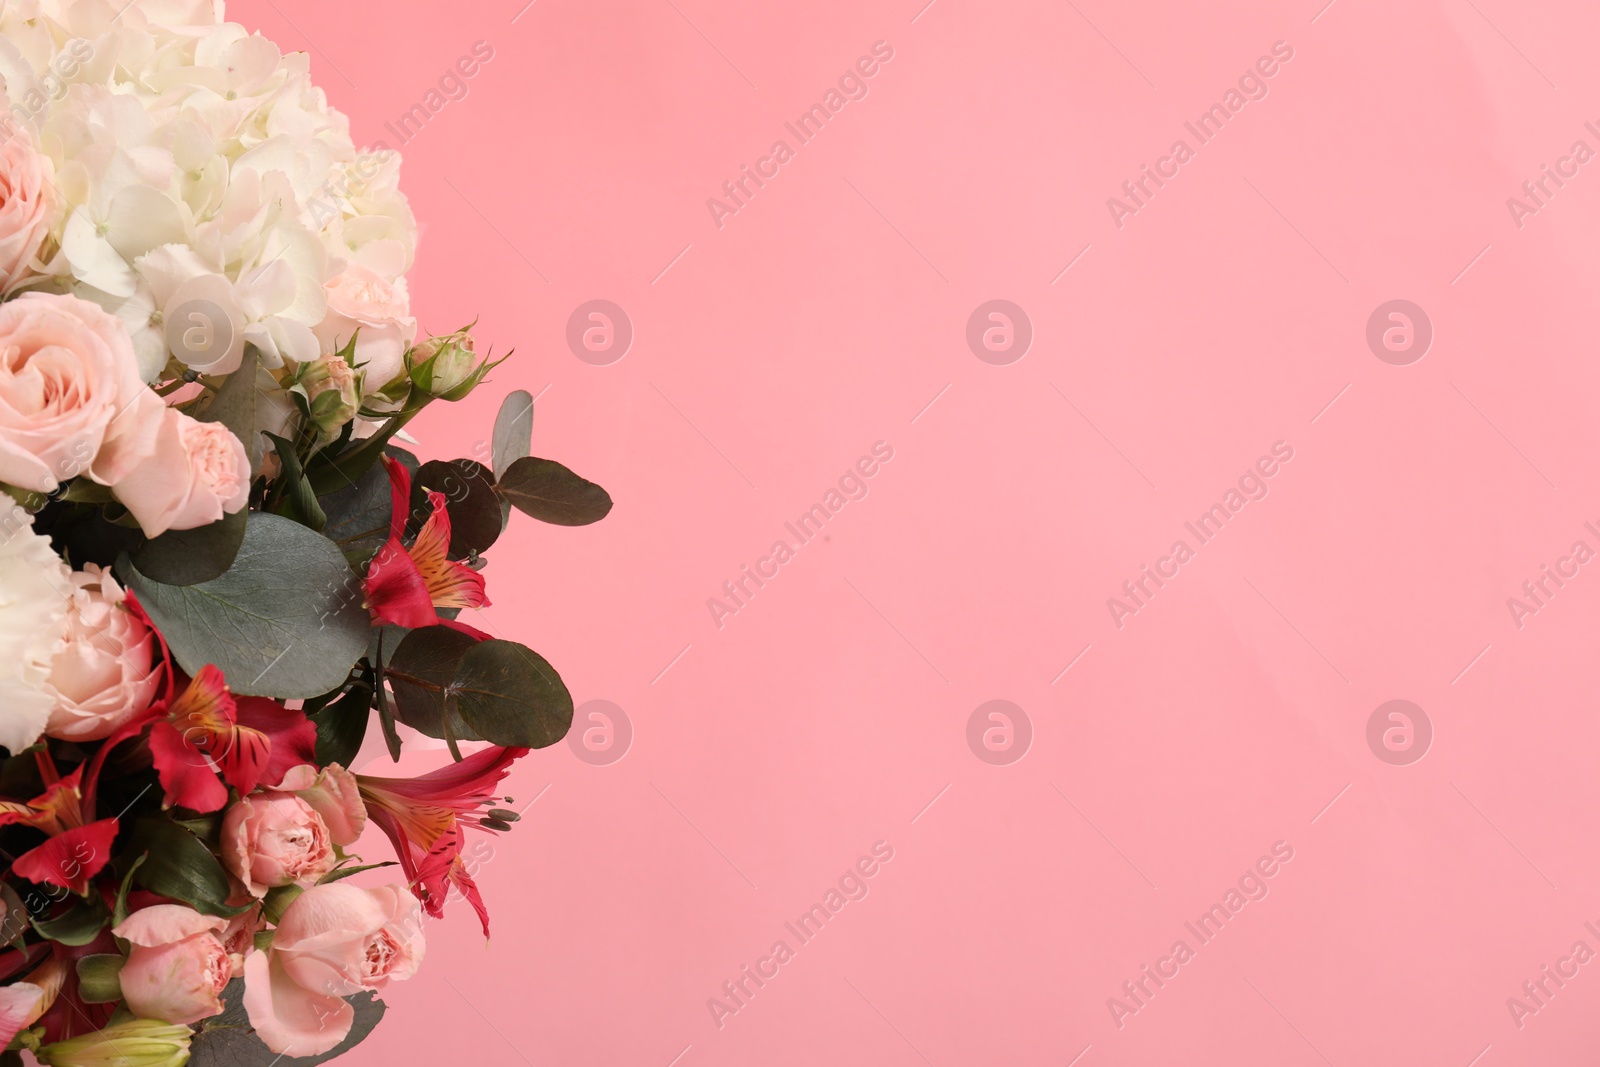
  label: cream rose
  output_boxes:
[112,408,249,537]
[0,293,165,493]
[0,128,53,293]
[314,265,417,391]
[43,564,161,742]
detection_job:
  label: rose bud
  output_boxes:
[43,565,161,742]
[295,354,361,437]
[110,905,235,1025]
[221,793,338,897]
[34,1016,192,1067]
[406,328,498,400]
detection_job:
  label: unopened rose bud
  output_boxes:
[34,1015,192,1067]
[407,330,495,400]
[297,355,361,437]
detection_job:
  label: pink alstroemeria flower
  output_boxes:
[357,745,526,935]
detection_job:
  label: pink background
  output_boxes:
[232,0,1600,1063]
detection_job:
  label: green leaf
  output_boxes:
[414,459,501,557]
[190,980,387,1067]
[497,456,612,526]
[130,509,248,587]
[319,461,393,565]
[31,895,110,946]
[373,628,403,762]
[113,855,146,930]
[492,390,533,478]
[197,346,261,473]
[452,639,574,748]
[75,955,124,1004]
[306,406,421,496]
[264,433,327,531]
[317,861,397,885]
[386,627,483,743]
[314,680,373,768]
[126,818,249,918]
[121,513,369,699]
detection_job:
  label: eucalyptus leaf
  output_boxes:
[492,390,533,477]
[190,980,387,1067]
[130,508,247,586]
[452,639,574,748]
[198,346,261,473]
[497,457,612,527]
[314,680,373,768]
[121,513,369,698]
[414,459,501,557]
[320,461,393,565]
[386,627,482,743]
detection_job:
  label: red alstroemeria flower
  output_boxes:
[364,457,489,629]
[357,745,526,936]
[146,665,273,812]
[0,764,117,896]
[85,666,315,815]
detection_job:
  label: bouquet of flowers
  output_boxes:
[0,2,610,1064]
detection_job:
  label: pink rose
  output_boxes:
[221,792,337,897]
[314,265,416,390]
[0,292,165,493]
[113,407,249,536]
[275,763,367,847]
[43,565,161,742]
[243,883,424,1057]
[112,904,237,1025]
[0,129,53,293]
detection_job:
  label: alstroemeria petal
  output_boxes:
[13,820,117,895]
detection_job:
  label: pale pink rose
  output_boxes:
[314,265,416,390]
[221,793,337,898]
[42,564,161,742]
[243,883,424,1057]
[0,292,165,493]
[113,408,249,537]
[0,130,54,293]
[220,896,267,960]
[275,763,367,847]
[112,905,233,1025]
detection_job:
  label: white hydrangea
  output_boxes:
[0,497,71,754]
[0,0,417,390]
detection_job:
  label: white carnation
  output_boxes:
[0,498,71,754]
[0,0,416,391]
